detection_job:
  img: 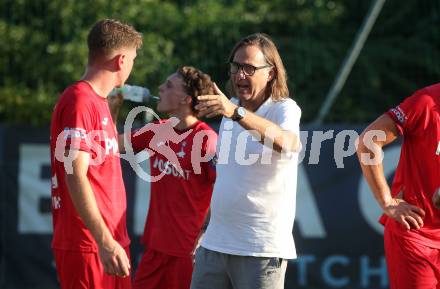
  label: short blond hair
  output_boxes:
[87,19,142,63]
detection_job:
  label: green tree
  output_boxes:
[0,0,439,125]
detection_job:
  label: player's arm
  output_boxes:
[108,94,153,154]
[118,134,126,153]
[356,114,425,230]
[64,149,131,276]
[107,92,128,154]
[108,92,123,125]
[196,83,300,153]
[191,209,210,262]
[201,209,210,232]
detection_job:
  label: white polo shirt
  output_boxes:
[201,96,301,259]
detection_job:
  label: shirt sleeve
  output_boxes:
[130,123,155,153]
[386,89,435,136]
[61,97,94,153]
[273,98,301,135]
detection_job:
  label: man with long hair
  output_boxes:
[191,33,302,289]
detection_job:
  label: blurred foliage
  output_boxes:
[0,0,439,126]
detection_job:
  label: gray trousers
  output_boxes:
[190,247,287,289]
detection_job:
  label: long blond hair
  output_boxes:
[228,33,289,101]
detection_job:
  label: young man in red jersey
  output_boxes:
[357,83,440,289]
[110,66,217,289]
[50,19,142,289]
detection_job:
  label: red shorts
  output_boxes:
[133,249,193,289]
[385,226,440,289]
[53,247,132,289]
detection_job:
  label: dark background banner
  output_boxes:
[0,124,400,289]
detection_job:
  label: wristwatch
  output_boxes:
[231,106,246,121]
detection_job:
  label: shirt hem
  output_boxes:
[201,243,297,259]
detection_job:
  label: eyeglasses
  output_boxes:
[229,61,272,76]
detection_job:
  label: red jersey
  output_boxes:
[50,81,130,252]
[381,83,440,247]
[131,119,217,257]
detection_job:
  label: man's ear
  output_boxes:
[181,95,192,105]
[115,53,125,70]
[268,67,276,82]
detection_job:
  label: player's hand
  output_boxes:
[383,194,425,230]
[195,83,237,118]
[98,240,131,277]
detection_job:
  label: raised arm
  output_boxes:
[196,83,300,153]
